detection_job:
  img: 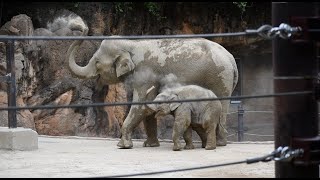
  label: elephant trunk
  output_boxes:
[67,28,97,79]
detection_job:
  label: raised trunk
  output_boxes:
[66,28,97,79]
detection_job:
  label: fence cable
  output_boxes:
[243,133,274,137]
[0,91,312,111]
[0,23,302,41]
[92,146,303,178]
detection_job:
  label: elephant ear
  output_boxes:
[169,94,181,111]
[115,51,135,77]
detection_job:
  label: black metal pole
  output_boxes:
[273,2,319,178]
[5,40,17,128]
[237,103,244,142]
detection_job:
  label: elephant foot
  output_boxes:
[143,138,160,147]
[216,139,227,146]
[173,145,182,151]
[205,145,216,150]
[184,144,195,150]
[172,141,182,151]
[117,138,133,149]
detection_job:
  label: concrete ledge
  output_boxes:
[0,127,38,151]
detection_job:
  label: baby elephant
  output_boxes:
[147,85,222,151]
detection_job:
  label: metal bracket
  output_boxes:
[291,136,320,166]
[290,16,320,42]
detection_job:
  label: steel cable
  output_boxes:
[0,91,312,111]
[91,146,298,178]
[0,23,304,41]
[92,160,248,178]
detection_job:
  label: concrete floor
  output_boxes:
[0,135,275,178]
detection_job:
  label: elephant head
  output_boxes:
[147,91,181,118]
[67,36,136,84]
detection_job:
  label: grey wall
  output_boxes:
[227,53,275,141]
[227,53,320,142]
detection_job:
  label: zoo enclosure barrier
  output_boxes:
[227,101,275,142]
[227,102,320,142]
[0,2,319,178]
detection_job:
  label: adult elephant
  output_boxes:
[67,27,238,149]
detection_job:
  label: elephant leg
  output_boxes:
[216,100,229,146]
[205,124,217,150]
[172,123,183,151]
[172,109,191,151]
[193,126,207,148]
[142,114,160,147]
[117,105,145,148]
[183,126,194,150]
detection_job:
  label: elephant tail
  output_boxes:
[231,57,239,92]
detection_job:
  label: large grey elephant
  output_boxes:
[66,19,238,149]
[147,85,222,151]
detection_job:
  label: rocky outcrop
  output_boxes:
[0,92,35,130]
[0,13,131,138]
[0,14,36,130]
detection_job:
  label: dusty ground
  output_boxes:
[0,135,275,178]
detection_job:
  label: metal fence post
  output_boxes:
[273,2,319,178]
[237,103,244,142]
[5,40,17,128]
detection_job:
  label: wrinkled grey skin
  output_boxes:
[66,17,238,149]
[147,85,222,151]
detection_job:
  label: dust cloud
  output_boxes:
[46,9,88,33]
[159,73,184,92]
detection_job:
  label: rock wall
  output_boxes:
[0,2,271,139]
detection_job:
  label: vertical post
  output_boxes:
[237,103,244,142]
[273,2,319,178]
[5,40,17,128]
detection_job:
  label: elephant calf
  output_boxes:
[147,85,222,151]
